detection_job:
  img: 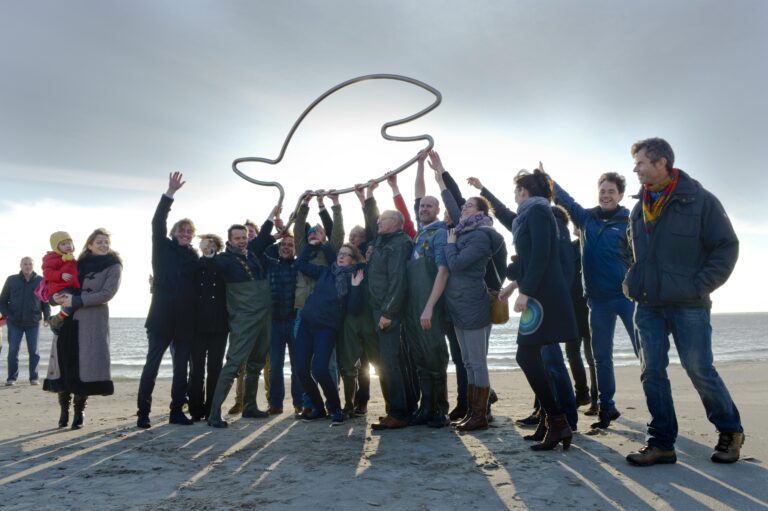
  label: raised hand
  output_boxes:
[366,179,379,199]
[328,189,340,206]
[301,190,313,206]
[167,171,186,196]
[315,189,326,208]
[354,184,366,206]
[467,177,483,190]
[427,150,445,173]
[351,268,365,286]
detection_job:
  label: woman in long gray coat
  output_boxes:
[44,228,122,429]
[436,169,505,432]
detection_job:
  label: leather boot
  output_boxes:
[452,384,475,428]
[711,432,745,464]
[241,372,268,418]
[71,395,87,430]
[531,413,572,451]
[410,378,433,426]
[448,402,467,422]
[427,375,450,428]
[57,392,71,428]
[523,413,547,441]
[456,386,489,432]
[342,376,358,417]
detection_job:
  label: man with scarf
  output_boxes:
[551,171,637,430]
[623,137,743,466]
[206,213,281,428]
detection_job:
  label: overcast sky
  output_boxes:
[1,1,766,316]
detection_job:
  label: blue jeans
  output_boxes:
[6,323,40,382]
[293,311,338,411]
[294,322,341,412]
[635,306,743,450]
[269,318,303,409]
[588,296,637,410]
[541,343,578,429]
[137,332,191,415]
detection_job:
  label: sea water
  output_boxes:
[4,312,766,381]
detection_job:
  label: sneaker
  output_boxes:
[711,432,745,464]
[331,409,345,425]
[30,380,40,386]
[4,380,15,387]
[626,445,677,466]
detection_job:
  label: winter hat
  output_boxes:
[50,231,75,261]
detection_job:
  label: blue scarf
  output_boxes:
[512,197,552,239]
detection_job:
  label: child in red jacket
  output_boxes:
[43,231,81,333]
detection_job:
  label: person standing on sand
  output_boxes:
[136,172,199,428]
[0,257,51,386]
[624,137,744,466]
[205,213,281,428]
[551,171,637,430]
[45,228,122,430]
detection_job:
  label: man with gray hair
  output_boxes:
[624,137,743,466]
[0,257,51,385]
[365,202,413,430]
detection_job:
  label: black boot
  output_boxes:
[58,392,71,428]
[531,413,572,451]
[71,395,87,430]
[591,407,621,429]
[523,414,547,441]
[410,378,433,426]
[242,372,268,419]
[427,375,450,428]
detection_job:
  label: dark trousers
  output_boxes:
[188,330,228,418]
[541,343,578,429]
[516,343,561,417]
[269,318,302,409]
[294,322,341,413]
[373,309,409,420]
[137,332,191,415]
[446,321,468,407]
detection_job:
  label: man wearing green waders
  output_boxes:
[206,211,281,428]
[405,195,450,427]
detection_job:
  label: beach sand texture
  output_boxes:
[1,362,766,510]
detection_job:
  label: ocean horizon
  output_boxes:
[4,312,767,381]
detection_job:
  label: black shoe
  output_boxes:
[242,408,269,419]
[137,415,151,429]
[591,408,621,429]
[208,418,228,428]
[516,411,540,426]
[169,410,193,425]
[71,412,84,430]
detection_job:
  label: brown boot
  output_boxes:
[448,402,467,422]
[711,432,745,464]
[523,413,547,441]
[451,384,475,428]
[530,413,572,451]
[456,386,489,432]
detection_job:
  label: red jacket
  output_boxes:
[42,251,81,295]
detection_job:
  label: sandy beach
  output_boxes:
[1,362,766,510]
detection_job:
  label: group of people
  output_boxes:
[0,136,744,467]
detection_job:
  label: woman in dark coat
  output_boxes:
[500,169,578,450]
[436,169,505,432]
[189,234,228,421]
[44,228,122,429]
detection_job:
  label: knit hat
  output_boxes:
[50,231,75,261]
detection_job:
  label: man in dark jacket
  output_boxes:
[0,257,51,385]
[623,137,743,466]
[206,214,280,428]
[137,172,199,428]
[366,208,413,430]
[553,171,637,429]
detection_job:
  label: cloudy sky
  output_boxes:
[1,1,766,316]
